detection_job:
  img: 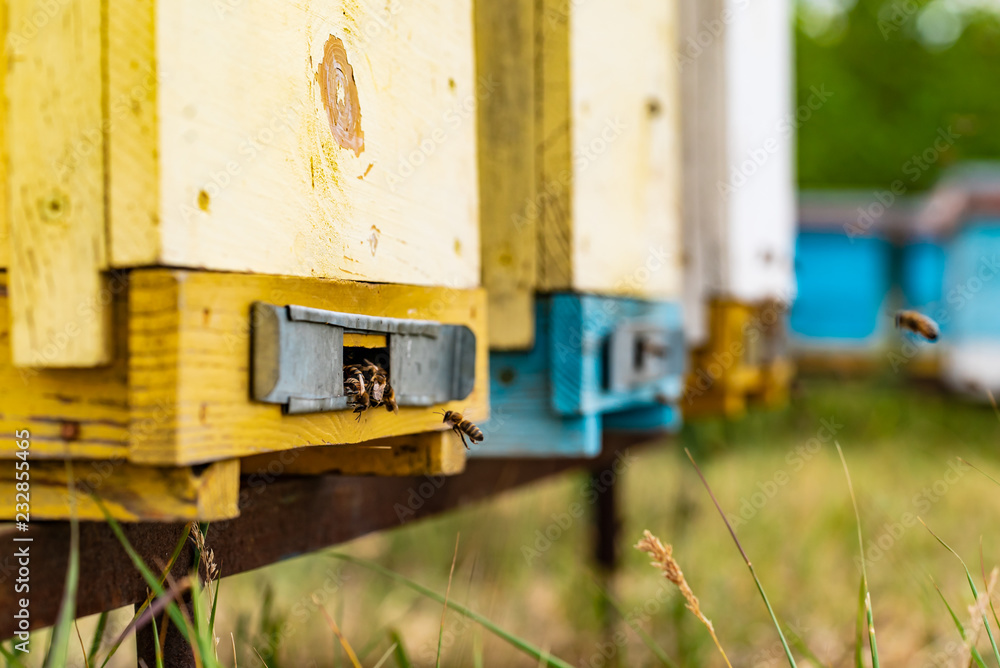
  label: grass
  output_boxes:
[11,375,1000,666]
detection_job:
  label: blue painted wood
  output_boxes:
[474,300,600,458]
[603,404,681,433]
[550,295,683,415]
[790,231,893,349]
[473,295,684,458]
[901,239,945,311]
[943,219,1000,341]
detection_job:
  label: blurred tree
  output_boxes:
[796,0,1000,190]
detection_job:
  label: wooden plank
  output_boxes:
[6,0,111,367]
[0,273,130,460]
[722,0,795,302]
[475,0,537,350]
[108,0,479,290]
[241,431,466,477]
[679,0,727,346]
[129,269,489,465]
[106,0,158,266]
[536,0,682,298]
[0,436,651,637]
[480,300,601,458]
[549,295,684,416]
[0,459,239,522]
[0,0,8,270]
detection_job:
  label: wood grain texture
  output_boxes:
[0,1,8,270]
[0,274,130,461]
[549,294,683,416]
[475,0,537,349]
[108,0,480,290]
[0,459,239,521]
[240,431,466,477]
[476,300,600,458]
[106,0,158,266]
[6,0,111,367]
[129,269,489,466]
[536,0,683,298]
[679,0,727,346]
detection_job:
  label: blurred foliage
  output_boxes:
[796,0,1000,190]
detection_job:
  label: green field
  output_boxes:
[19,375,1000,667]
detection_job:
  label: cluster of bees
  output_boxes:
[342,359,484,449]
[343,359,397,418]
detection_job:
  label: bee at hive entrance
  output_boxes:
[343,340,397,419]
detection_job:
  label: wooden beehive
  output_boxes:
[3,0,479,367]
[679,0,797,416]
[476,0,683,350]
[0,0,485,519]
[472,0,687,456]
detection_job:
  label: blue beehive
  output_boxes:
[905,163,1000,394]
[789,192,905,356]
[472,294,685,458]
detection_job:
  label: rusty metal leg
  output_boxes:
[135,591,196,668]
[592,467,620,571]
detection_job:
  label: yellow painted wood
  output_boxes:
[241,431,466,478]
[343,332,387,349]
[535,0,682,298]
[129,269,489,466]
[0,274,130,460]
[0,459,239,522]
[107,0,158,266]
[475,0,537,350]
[108,1,479,290]
[6,0,111,367]
[684,300,794,418]
[0,1,8,270]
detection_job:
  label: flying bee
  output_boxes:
[895,310,940,342]
[437,410,483,450]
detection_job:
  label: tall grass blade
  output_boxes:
[94,498,201,667]
[919,518,1000,666]
[929,575,988,668]
[74,621,90,668]
[853,576,864,668]
[436,533,460,668]
[317,600,363,668]
[684,448,797,667]
[836,443,880,668]
[589,578,677,667]
[331,553,576,668]
[43,464,79,668]
[388,630,412,668]
[959,458,1000,489]
[0,643,28,668]
[473,629,483,668]
[189,576,218,665]
[101,525,193,668]
[87,611,109,665]
[783,622,829,668]
[151,616,165,668]
[980,540,1000,634]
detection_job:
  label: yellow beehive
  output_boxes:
[476,0,683,349]
[0,1,485,519]
[4,0,479,367]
